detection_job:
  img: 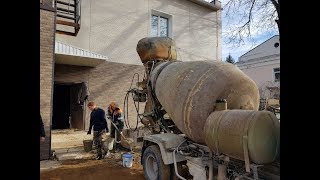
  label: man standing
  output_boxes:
[87,101,109,160]
[107,102,124,152]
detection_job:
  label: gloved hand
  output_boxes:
[119,117,124,123]
[87,131,91,135]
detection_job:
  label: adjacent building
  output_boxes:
[236,35,280,99]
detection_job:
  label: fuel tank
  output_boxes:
[204,110,280,164]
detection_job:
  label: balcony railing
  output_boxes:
[55,0,81,36]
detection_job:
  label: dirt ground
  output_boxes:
[43,129,145,180]
[40,152,144,180]
[51,129,88,149]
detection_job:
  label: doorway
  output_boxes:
[52,83,86,130]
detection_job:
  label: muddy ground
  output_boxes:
[42,129,145,180]
[40,152,144,180]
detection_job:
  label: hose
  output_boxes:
[173,140,187,180]
[123,73,143,131]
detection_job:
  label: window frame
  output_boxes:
[150,10,172,38]
[273,67,280,82]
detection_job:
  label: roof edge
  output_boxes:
[239,35,279,60]
[186,0,222,11]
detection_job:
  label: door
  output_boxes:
[52,84,70,129]
[70,83,85,130]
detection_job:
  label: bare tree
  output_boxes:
[222,0,279,46]
[259,81,280,99]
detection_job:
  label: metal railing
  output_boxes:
[55,0,81,36]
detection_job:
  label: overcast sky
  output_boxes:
[205,0,278,62]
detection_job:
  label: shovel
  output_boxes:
[110,120,134,151]
[110,120,127,140]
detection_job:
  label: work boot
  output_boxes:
[95,154,102,160]
[114,143,120,153]
[102,150,110,158]
[104,151,110,158]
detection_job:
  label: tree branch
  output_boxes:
[270,0,279,16]
[223,0,279,46]
[270,0,280,34]
[238,0,256,38]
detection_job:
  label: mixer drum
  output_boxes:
[150,60,260,143]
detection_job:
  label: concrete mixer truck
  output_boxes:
[125,37,280,180]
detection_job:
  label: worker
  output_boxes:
[107,102,124,152]
[40,114,46,142]
[87,101,109,160]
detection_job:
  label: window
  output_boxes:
[273,67,280,82]
[151,11,171,37]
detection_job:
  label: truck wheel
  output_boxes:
[142,145,170,180]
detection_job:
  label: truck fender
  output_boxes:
[142,133,187,165]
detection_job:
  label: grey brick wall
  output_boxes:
[54,61,146,132]
[40,9,55,160]
[55,64,91,83]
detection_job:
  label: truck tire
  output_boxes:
[142,145,171,180]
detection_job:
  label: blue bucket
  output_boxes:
[122,153,133,168]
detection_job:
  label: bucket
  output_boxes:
[83,139,93,152]
[102,138,114,151]
[122,153,133,168]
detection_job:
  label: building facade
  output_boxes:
[56,0,222,64]
[40,0,222,159]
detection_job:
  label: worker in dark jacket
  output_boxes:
[87,101,109,160]
[107,102,124,152]
[40,114,46,142]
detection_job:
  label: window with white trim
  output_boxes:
[151,11,171,37]
[273,67,280,82]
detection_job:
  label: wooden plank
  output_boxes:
[57,7,75,14]
[56,30,76,36]
[56,20,80,28]
[57,14,76,20]
[56,0,75,7]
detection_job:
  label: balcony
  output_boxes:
[55,0,81,36]
[55,41,108,67]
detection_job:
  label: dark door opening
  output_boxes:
[52,83,86,130]
[70,84,86,130]
[52,84,70,129]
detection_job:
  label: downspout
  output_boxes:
[89,0,92,51]
[50,0,57,159]
[216,10,218,61]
